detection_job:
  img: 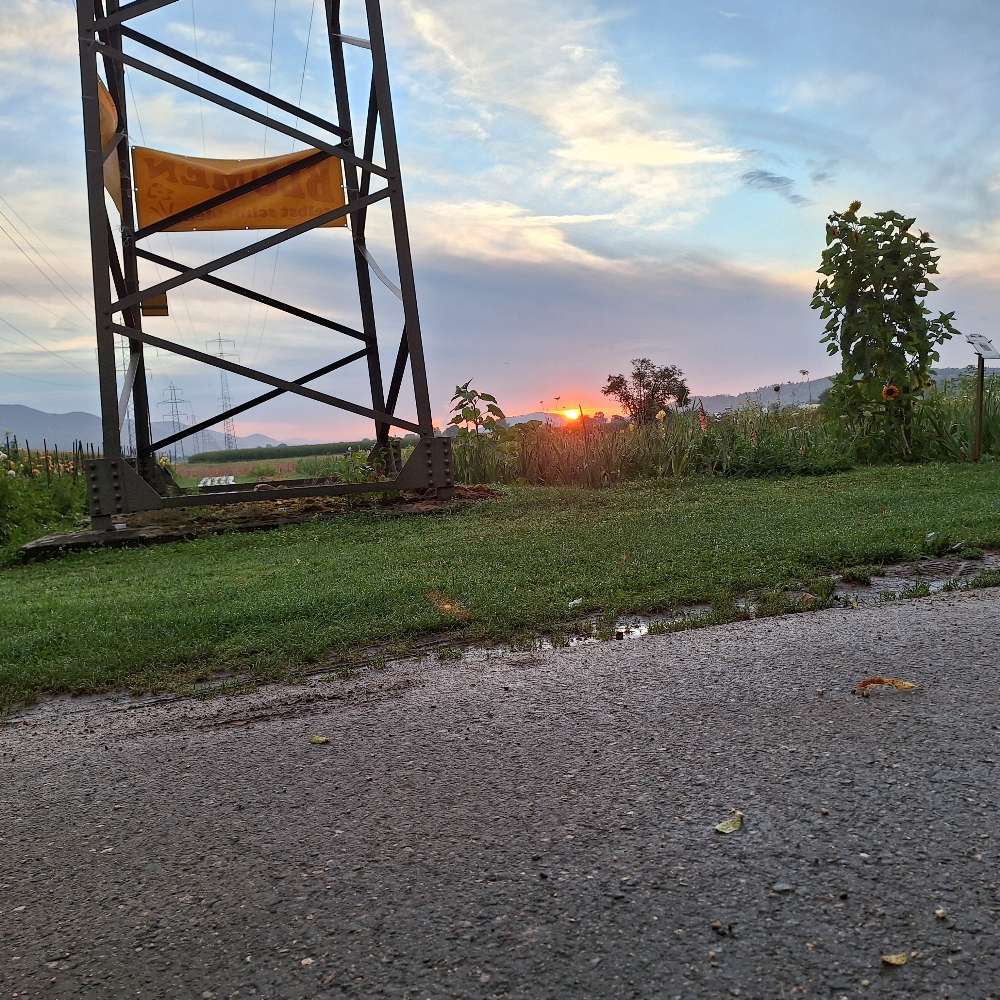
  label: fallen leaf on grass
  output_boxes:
[881,952,909,966]
[714,810,744,835]
[854,676,918,696]
[568,597,583,609]
[427,591,470,620]
[308,735,330,746]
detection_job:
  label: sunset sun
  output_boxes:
[562,408,582,421]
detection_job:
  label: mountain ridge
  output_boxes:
[0,404,283,454]
[4,366,991,450]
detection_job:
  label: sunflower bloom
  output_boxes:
[882,384,902,402]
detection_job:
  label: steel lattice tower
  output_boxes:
[158,382,189,462]
[75,0,454,528]
[208,334,239,451]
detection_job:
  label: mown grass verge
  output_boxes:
[2,462,999,713]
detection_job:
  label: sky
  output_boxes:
[1,0,998,442]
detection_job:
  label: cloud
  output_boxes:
[0,0,77,59]
[404,200,617,269]
[396,0,745,234]
[699,53,754,71]
[785,73,878,109]
[807,158,837,185]
[741,169,810,206]
[165,21,241,50]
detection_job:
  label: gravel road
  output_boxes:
[2,590,998,999]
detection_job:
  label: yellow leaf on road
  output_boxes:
[881,952,909,966]
[855,677,918,695]
[715,810,744,835]
[308,735,330,746]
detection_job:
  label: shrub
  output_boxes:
[296,450,378,483]
[449,405,854,487]
[812,202,960,461]
[0,475,86,557]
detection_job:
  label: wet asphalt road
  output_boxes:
[1,590,999,999]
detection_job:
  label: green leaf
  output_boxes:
[715,810,744,835]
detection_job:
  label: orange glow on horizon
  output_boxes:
[562,408,582,421]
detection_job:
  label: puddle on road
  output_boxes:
[454,606,715,663]
[445,550,1000,664]
[14,553,998,723]
[833,550,1000,606]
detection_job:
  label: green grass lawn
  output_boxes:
[2,462,1000,713]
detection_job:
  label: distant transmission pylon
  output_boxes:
[187,404,209,456]
[116,338,135,455]
[158,382,189,462]
[208,334,239,450]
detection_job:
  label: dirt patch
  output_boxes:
[19,485,500,560]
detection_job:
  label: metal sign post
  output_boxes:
[964,334,999,463]
[76,0,453,530]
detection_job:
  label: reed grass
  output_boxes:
[452,407,854,487]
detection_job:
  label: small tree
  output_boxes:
[449,381,505,435]
[812,201,960,459]
[602,358,690,425]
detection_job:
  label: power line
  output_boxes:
[261,0,280,158]
[251,0,317,366]
[0,315,94,375]
[0,276,90,332]
[125,67,198,351]
[0,216,93,323]
[243,0,281,352]
[189,0,208,155]
[0,367,89,388]
[0,194,89,303]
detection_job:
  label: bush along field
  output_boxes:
[447,373,999,487]
[1,439,87,561]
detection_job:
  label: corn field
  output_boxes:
[451,407,849,487]
[2,434,95,483]
[451,378,1000,488]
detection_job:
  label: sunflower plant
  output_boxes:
[449,381,506,436]
[812,201,960,460]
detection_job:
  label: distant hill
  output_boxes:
[503,411,569,427]
[444,411,569,436]
[695,376,834,414]
[0,404,283,454]
[695,367,995,414]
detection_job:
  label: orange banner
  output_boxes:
[132,147,348,232]
[98,78,123,213]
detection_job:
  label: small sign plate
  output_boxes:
[965,332,1000,359]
